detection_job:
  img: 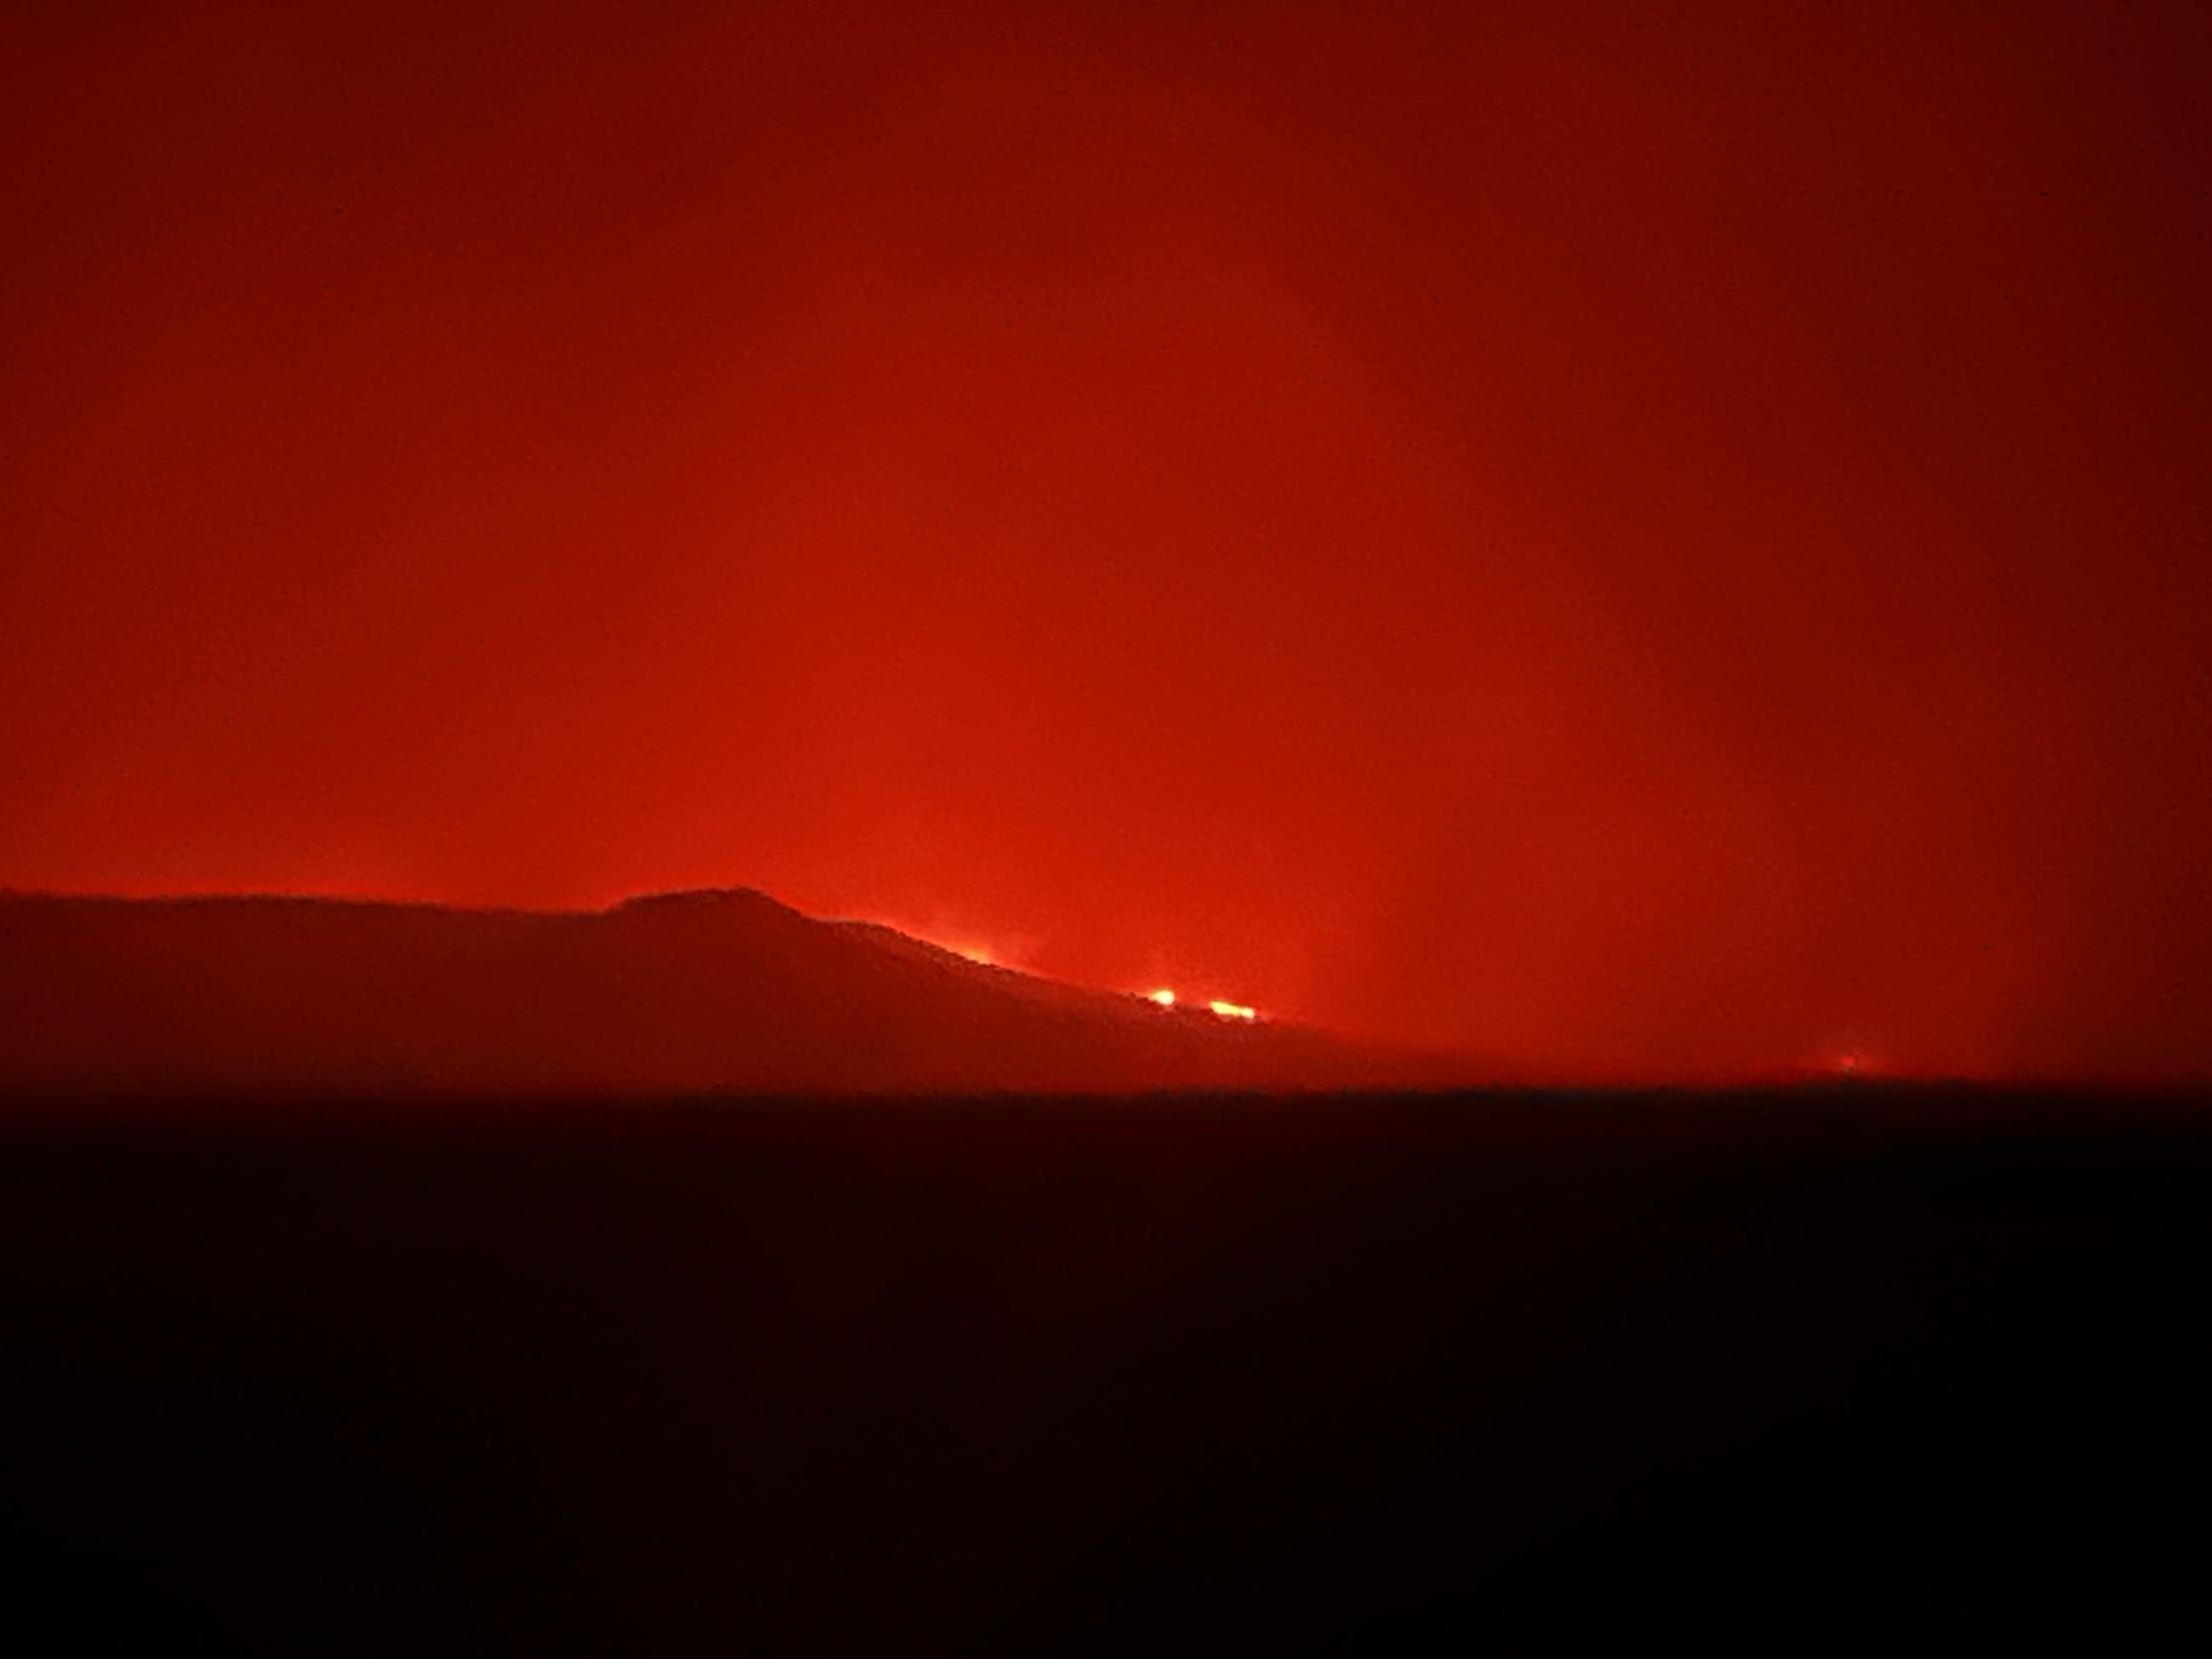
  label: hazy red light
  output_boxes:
[2,1,2206,1081]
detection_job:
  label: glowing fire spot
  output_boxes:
[1145,989,1177,1007]
[1208,1001,1257,1022]
[953,944,994,966]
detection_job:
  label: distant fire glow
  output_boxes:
[864,917,1001,968]
[0,3,2205,1089]
[1141,988,1257,1022]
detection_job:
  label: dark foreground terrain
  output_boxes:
[3,1086,2205,1649]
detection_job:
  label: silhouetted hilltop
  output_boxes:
[0,890,1451,1097]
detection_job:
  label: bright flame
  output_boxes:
[1208,1000,1257,1022]
[1145,989,1177,1006]
[953,944,994,966]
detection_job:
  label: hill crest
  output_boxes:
[0,889,1455,1097]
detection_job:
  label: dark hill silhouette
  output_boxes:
[0,889,1457,1097]
[1,892,2203,1646]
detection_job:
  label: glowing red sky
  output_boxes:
[5,2,2208,1080]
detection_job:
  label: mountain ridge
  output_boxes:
[0,888,1462,1097]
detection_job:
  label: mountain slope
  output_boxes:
[0,889,1453,1097]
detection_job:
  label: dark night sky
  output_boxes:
[4,1,2208,1080]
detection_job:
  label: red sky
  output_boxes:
[4,1,2208,1082]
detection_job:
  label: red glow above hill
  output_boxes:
[3,1,2208,1081]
